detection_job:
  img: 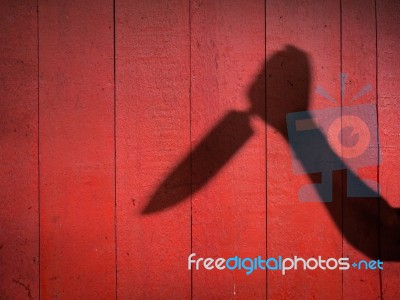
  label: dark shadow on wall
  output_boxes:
[142,45,400,261]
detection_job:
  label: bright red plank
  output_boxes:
[190,0,266,298]
[116,0,191,298]
[0,1,39,298]
[39,0,115,298]
[377,0,400,298]
[266,0,342,298]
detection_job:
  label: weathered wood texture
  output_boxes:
[0,0,399,299]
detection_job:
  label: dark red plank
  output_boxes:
[0,1,38,298]
[39,0,115,298]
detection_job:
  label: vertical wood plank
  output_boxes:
[0,1,39,298]
[266,0,342,298]
[377,0,400,298]
[341,0,381,298]
[39,0,115,298]
[116,0,191,298]
[190,0,266,298]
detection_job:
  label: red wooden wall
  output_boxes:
[0,0,399,299]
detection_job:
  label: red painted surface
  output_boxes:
[116,0,191,298]
[342,0,380,298]
[39,0,115,298]
[0,0,399,299]
[266,0,342,299]
[0,1,38,298]
[378,1,400,299]
[191,0,266,298]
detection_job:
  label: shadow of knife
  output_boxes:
[142,110,254,214]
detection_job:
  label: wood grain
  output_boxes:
[39,0,115,298]
[341,0,380,298]
[378,0,400,299]
[0,0,399,298]
[191,0,266,298]
[266,0,342,298]
[116,0,191,298]
[0,0,38,298]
